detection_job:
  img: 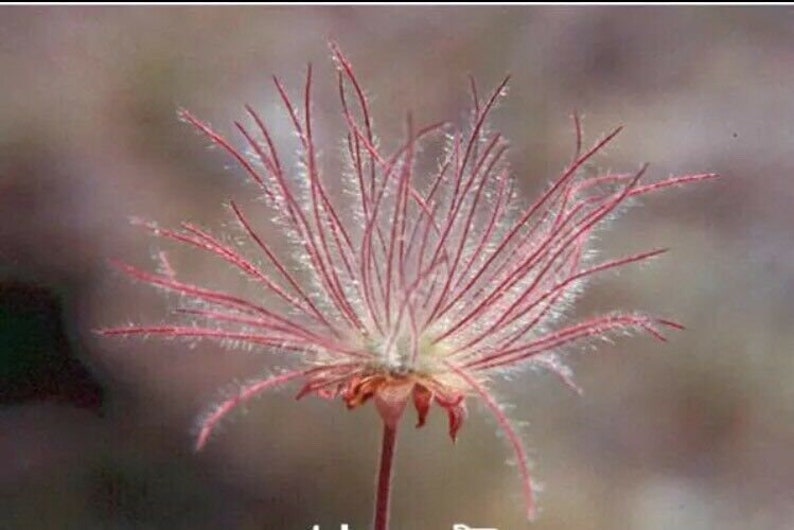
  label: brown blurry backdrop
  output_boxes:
[1,6,792,530]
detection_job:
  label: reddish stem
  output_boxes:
[373,424,398,530]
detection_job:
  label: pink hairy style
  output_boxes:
[100,43,717,526]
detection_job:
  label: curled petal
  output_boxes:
[435,393,467,443]
[412,384,433,428]
[342,375,378,409]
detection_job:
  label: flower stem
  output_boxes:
[373,423,398,530]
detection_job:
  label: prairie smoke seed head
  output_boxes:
[100,44,718,522]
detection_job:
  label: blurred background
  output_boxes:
[1,6,792,530]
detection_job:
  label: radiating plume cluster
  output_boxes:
[101,45,717,520]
